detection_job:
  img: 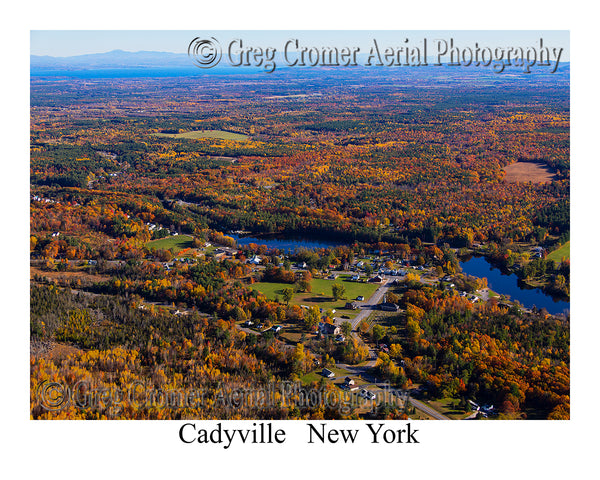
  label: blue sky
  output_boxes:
[31,30,569,60]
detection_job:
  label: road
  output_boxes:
[407,397,450,420]
[348,278,394,331]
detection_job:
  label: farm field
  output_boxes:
[503,161,557,183]
[152,129,249,141]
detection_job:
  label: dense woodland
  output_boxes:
[30,68,569,420]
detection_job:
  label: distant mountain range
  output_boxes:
[31,50,191,68]
[30,49,570,76]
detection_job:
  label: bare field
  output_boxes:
[503,162,556,183]
[30,266,111,285]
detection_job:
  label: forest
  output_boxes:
[30,67,569,420]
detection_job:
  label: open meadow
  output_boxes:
[152,129,249,141]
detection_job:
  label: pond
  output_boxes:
[459,255,570,315]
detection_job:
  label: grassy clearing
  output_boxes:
[146,235,193,254]
[153,130,249,141]
[251,277,379,316]
[299,371,324,384]
[425,397,472,420]
[547,241,570,263]
[312,277,380,300]
[366,310,403,328]
[300,366,351,384]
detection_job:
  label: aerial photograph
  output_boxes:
[29,30,570,421]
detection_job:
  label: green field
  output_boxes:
[425,397,472,420]
[547,241,570,263]
[152,130,249,141]
[251,277,379,314]
[300,366,351,384]
[146,235,193,253]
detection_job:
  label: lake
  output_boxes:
[459,255,570,315]
[229,234,347,252]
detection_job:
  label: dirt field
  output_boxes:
[32,341,82,361]
[503,162,557,183]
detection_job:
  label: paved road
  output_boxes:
[407,397,450,420]
[349,278,394,331]
[335,362,451,419]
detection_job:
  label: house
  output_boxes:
[327,274,338,280]
[345,301,359,310]
[351,274,361,281]
[248,255,262,265]
[296,262,307,269]
[270,325,282,334]
[51,232,60,237]
[318,322,341,336]
[356,295,365,301]
[360,389,376,400]
[379,302,399,312]
[342,377,359,391]
[369,275,384,283]
[322,368,335,378]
